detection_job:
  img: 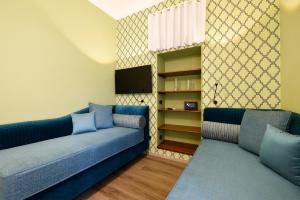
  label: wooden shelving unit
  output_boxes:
[157,140,198,155]
[158,90,201,94]
[157,46,202,156]
[158,68,201,78]
[158,108,201,113]
[158,124,201,135]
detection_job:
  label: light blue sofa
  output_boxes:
[167,108,300,200]
[0,105,149,200]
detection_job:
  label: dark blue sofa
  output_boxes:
[167,108,300,200]
[0,105,149,200]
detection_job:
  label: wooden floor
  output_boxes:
[77,155,186,200]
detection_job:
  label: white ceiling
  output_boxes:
[89,0,165,20]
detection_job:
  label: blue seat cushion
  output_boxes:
[0,127,144,200]
[167,139,300,200]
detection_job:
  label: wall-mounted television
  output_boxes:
[115,65,152,94]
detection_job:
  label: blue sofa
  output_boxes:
[167,108,300,200]
[0,105,149,200]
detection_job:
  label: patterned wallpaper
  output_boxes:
[116,0,280,161]
[203,0,280,109]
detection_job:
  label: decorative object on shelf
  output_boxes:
[167,107,176,111]
[187,79,190,90]
[190,80,196,90]
[184,101,198,111]
[148,0,206,51]
[158,90,201,94]
[174,77,178,91]
[158,108,201,113]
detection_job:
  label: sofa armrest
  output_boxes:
[113,105,150,148]
[288,112,300,135]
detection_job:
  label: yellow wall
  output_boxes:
[0,0,116,124]
[281,0,300,113]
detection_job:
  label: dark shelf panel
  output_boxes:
[158,108,201,113]
[158,68,201,77]
[158,90,201,94]
[157,140,198,155]
[158,124,201,135]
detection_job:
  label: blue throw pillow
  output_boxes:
[89,103,113,129]
[71,112,97,134]
[260,125,300,187]
[239,110,291,155]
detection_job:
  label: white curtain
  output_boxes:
[148,0,206,52]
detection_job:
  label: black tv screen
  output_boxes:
[115,65,152,94]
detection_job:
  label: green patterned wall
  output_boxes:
[203,0,280,109]
[116,0,280,161]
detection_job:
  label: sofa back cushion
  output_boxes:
[239,110,291,155]
[260,124,300,187]
[114,105,150,145]
[0,108,89,150]
[89,103,113,129]
[288,112,300,135]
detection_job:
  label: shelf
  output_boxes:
[158,124,201,135]
[158,90,201,94]
[158,68,201,78]
[158,108,201,113]
[157,140,198,155]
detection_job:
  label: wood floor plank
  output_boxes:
[121,170,173,192]
[77,155,186,200]
[109,177,159,200]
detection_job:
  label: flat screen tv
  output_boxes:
[115,65,152,94]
